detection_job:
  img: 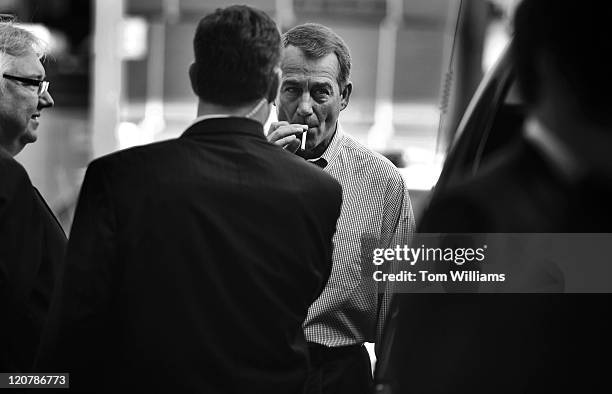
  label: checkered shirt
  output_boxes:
[303,124,415,351]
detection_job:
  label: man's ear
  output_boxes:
[340,81,352,111]
[267,68,281,103]
[188,62,199,96]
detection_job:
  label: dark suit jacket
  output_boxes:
[381,139,612,393]
[37,117,342,393]
[0,149,66,372]
[421,139,612,233]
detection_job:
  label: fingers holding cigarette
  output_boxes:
[267,122,309,152]
[274,135,301,152]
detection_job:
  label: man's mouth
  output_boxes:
[31,113,40,120]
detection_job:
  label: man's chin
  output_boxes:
[20,131,38,146]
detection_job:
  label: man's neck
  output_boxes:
[196,99,270,125]
[0,137,21,157]
[533,70,612,175]
[534,107,612,175]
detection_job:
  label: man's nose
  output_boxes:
[296,93,314,118]
[38,90,54,109]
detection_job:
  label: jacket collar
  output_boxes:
[524,117,583,183]
[181,117,265,140]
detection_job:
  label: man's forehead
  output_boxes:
[280,45,339,82]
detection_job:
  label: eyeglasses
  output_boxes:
[2,73,50,96]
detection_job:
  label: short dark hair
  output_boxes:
[512,0,612,124]
[192,5,280,106]
[282,23,351,87]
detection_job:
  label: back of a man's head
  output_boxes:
[513,0,612,126]
[0,20,43,75]
[191,5,280,107]
[282,23,351,87]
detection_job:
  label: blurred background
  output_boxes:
[2,0,518,233]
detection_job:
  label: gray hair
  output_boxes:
[282,23,351,87]
[0,19,45,74]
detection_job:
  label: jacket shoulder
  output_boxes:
[0,154,31,198]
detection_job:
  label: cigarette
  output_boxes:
[301,130,307,150]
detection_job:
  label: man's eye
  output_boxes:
[284,87,299,94]
[18,81,40,91]
[313,89,330,100]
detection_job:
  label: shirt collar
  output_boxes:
[191,114,231,126]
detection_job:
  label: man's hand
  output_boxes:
[267,121,307,153]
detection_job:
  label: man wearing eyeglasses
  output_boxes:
[0,21,64,373]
